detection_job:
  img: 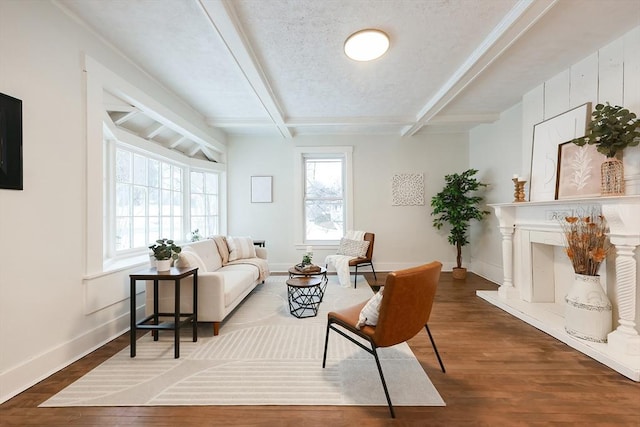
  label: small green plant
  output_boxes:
[302,254,312,265]
[190,229,202,242]
[148,238,181,261]
[431,169,489,270]
[570,103,640,158]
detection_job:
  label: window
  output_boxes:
[112,145,184,254]
[294,146,353,246]
[190,170,219,238]
[304,156,344,241]
[106,142,221,260]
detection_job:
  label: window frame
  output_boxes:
[84,56,227,276]
[189,168,221,240]
[105,140,190,260]
[293,146,353,248]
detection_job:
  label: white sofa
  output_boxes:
[146,237,269,335]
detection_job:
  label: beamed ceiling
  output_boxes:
[57,0,640,151]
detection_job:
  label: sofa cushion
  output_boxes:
[227,236,257,261]
[337,238,370,258]
[218,267,258,306]
[182,239,223,271]
[175,248,207,272]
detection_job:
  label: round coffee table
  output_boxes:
[286,276,323,318]
[288,266,328,299]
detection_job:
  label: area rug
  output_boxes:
[41,276,445,407]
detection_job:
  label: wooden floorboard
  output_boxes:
[2,272,639,426]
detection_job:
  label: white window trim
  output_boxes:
[293,146,353,249]
[84,55,227,277]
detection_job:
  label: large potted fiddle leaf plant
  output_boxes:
[430,169,489,280]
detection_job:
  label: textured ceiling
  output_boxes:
[57,0,640,140]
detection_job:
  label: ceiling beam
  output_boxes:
[199,0,293,139]
[114,110,139,126]
[168,135,187,148]
[143,122,165,139]
[200,146,218,162]
[402,0,559,136]
[187,145,202,157]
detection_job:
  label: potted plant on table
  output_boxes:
[570,103,640,196]
[149,238,181,271]
[430,169,489,280]
[559,210,612,342]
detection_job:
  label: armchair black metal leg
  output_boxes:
[372,346,395,418]
[322,321,331,368]
[371,263,377,282]
[353,265,358,288]
[425,324,446,373]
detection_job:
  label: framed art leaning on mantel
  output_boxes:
[555,141,606,200]
[529,103,591,201]
[0,92,23,190]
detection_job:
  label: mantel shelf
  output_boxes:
[489,194,640,208]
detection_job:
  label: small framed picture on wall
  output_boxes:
[251,176,272,203]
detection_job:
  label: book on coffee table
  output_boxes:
[295,264,321,273]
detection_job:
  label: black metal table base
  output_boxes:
[287,277,323,318]
[129,266,198,358]
[288,267,328,301]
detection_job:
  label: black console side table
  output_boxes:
[129,266,198,358]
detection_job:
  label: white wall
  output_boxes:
[469,103,523,282]
[470,26,640,284]
[0,1,222,402]
[226,133,469,272]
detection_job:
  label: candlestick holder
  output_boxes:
[513,178,527,202]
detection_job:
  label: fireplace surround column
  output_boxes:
[491,205,516,299]
[604,204,640,355]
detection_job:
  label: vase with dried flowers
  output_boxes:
[559,210,612,343]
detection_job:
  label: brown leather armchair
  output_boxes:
[350,232,377,287]
[322,261,445,418]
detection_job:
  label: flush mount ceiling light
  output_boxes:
[344,29,389,61]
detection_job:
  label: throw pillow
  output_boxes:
[337,238,370,258]
[227,236,257,261]
[175,248,207,272]
[356,288,384,330]
[211,235,230,265]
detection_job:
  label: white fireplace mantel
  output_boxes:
[479,196,640,381]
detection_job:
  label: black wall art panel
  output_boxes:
[0,92,23,190]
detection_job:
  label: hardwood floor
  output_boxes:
[2,272,639,426]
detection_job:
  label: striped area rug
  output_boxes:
[40,276,445,407]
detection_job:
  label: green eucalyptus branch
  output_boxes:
[570,103,640,158]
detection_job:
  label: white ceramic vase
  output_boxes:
[564,273,612,343]
[155,259,171,272]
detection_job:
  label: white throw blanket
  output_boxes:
[325,230,366,287]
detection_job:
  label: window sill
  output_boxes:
[84,254,151,280]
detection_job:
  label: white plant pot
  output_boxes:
[564,273,612,343]
[155,259,172,272]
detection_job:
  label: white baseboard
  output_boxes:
[0,306,142,404]
[468,260,502,285]
[270,261,479,274]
